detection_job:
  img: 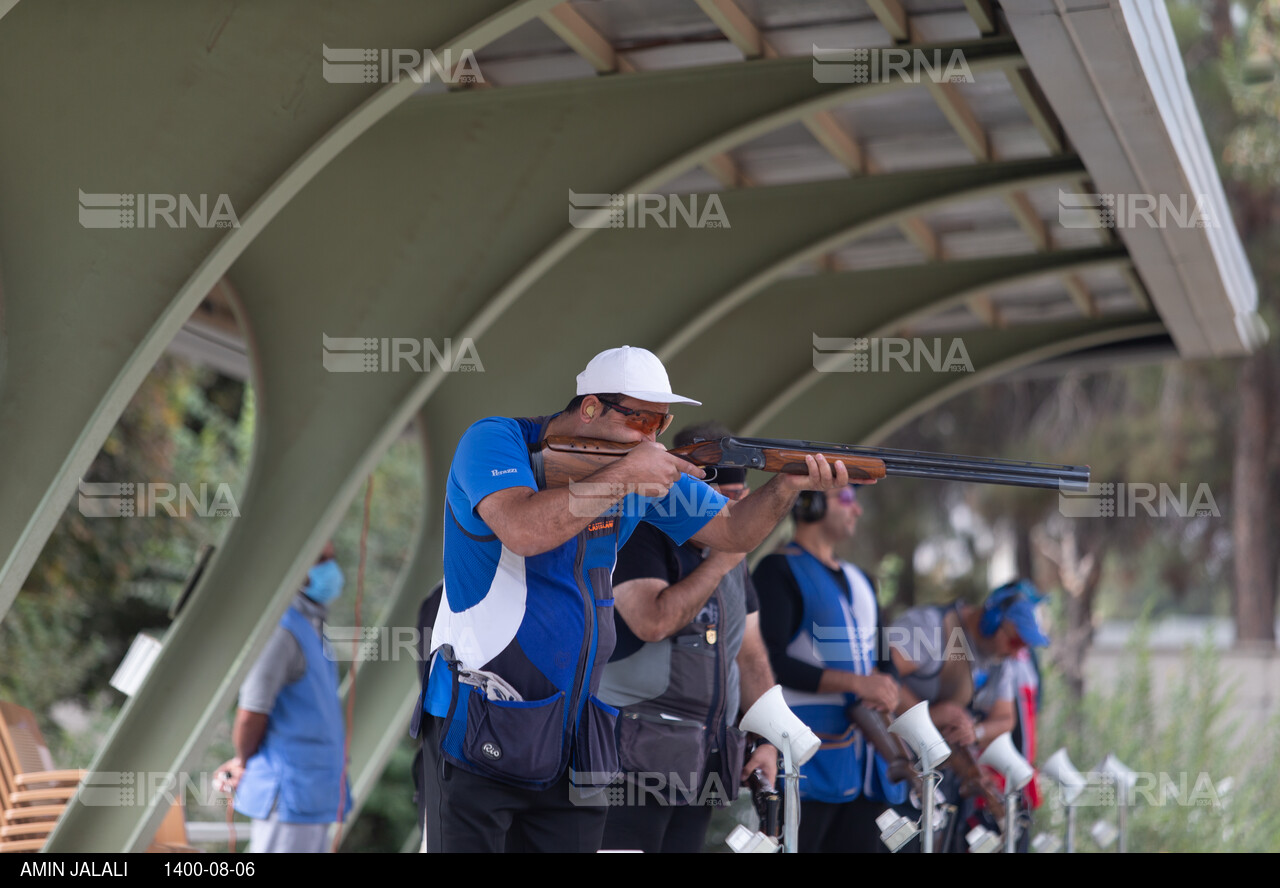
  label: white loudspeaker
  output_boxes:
[1042,747,1087,805]
[109,632,163,697]
[1097,753,1138,803]
[887,701,951,772]
[740,685,821,766]
[978,732,1035,791]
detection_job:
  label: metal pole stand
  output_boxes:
[1116,802,1128,853]
[1065,803,1077,853]
[1004,790,1019,853]
[921,769,941,853]
[779,734,800,854]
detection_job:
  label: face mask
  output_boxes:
[305,558,344,605]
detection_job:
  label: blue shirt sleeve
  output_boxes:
[619,474,726,547]
[448,417,538,534]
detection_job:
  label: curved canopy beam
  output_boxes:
[752,317,1168,447]
[385,39,1025,417]
[0,0,554,619]
[719,247,1133,434]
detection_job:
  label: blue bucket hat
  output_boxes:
[981,579,1049,647]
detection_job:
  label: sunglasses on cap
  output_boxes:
[597,398,674,436]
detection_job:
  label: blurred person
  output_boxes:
[215,540,351,852]
[597,421,780,853]
[889,579,1049,851]
[412,346,850,853]
[753,485,908,853]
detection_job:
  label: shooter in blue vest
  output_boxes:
[754,485,908,852]
[215,541,351,852]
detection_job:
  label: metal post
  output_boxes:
[1004,791,1019,853]
[780,734,800,854]
[1117,802,1128,853]
[921,770,938,853]
[1065,804,1077,853]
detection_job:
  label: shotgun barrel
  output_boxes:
[708,436,1090,492]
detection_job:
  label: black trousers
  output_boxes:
[419,716,608,853]
[599,798,716,854]
[798,795,892,853]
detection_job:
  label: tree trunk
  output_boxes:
[1037,526,1106,706]
[1233,350,1275,644]
[1210,0,1233,47]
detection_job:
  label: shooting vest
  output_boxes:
[415,415,624,793]
[235,606,351,823]
[780,545,907,805]
[597,558,751,805]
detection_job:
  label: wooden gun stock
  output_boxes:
[946,742,1006,821]
[847,703,923,797]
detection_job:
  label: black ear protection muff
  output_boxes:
[792,490,826,523]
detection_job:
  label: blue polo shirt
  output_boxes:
[425,415,726,724]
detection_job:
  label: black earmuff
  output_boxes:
[792,490,826,523]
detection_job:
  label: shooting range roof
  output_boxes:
[0,0,1263,850]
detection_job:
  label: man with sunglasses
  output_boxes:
[753,484,908,853]
[888,579,1049,851]
[596,421,781,853]
[416,346,849,853]
[888,580,1048,751]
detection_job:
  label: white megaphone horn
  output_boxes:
[1042,747,1087,805]
[978,731,1035,791]
[1097,753,1138,805]
[739,685,821,766]
[887,701,951,773]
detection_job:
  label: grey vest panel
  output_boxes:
[597,559,749,725]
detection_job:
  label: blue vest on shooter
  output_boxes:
[413,415,723,794]
[780,546,907,805]
[235,607,351,823]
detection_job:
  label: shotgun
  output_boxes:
[747,767,781,840]
[846,702,923,799]
[530,435,1090,492]
[946,742,1006,821]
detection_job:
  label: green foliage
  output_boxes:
[1035,628,1280,851]
[337,739,422,853]
[1,358,251,759]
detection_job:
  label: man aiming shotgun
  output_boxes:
[413,346,848,853]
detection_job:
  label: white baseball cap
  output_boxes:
[576,346,702,406]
